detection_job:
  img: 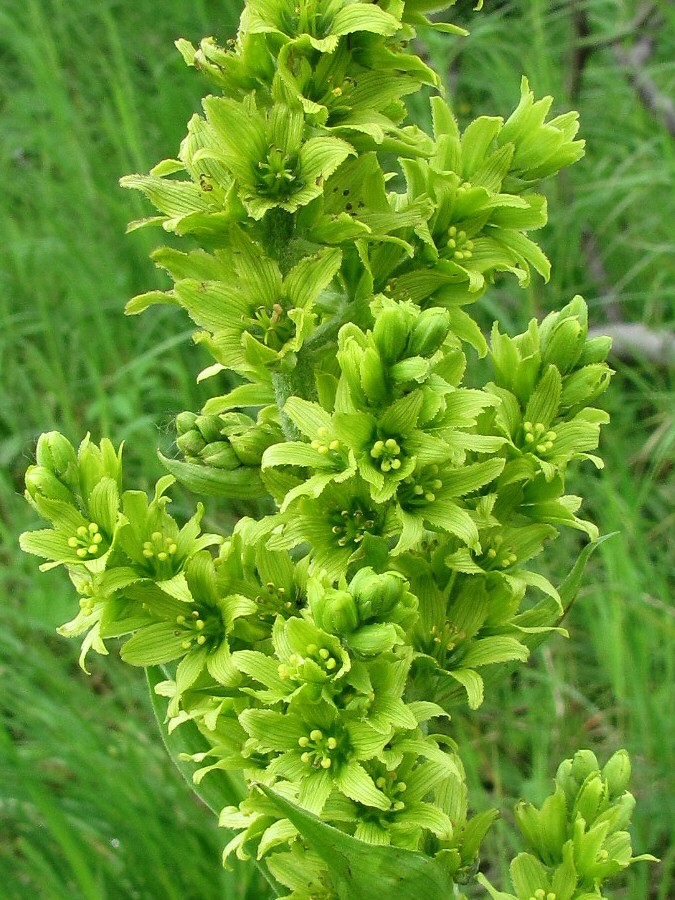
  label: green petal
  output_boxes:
[510,853,550,898]
[331,4,400,38]
[424,501,478,547]
[283,398,333,439]
[461,636,529,669]
[239,709,301,750]
[337,762,390,810]
[120,622,189,666]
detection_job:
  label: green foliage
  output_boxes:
[12,0,668,898]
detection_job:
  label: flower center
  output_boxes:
[174,607,223,652]
[67,521,105,560]
[279,642,339,683]
[297,728,341,769]
[330,505,377,548]
[445,225,474,261]
[256,146,303,199]
[311,426,341,456]
[399,465,443,507]
[370,437,403,473]
[250,301,296,351]
[475,535,517,570]
[522,421,556,456]
[141,531,179,577]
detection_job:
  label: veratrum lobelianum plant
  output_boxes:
[20,1,657,897]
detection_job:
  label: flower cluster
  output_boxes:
[478,750,657,900]
[20,0,655,897]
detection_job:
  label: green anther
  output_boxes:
[306,644,318,655]
[376,776,386,788]
[390,458,401,470]
[326,658,336,670]
[329,440,340,450]
[196,635,206,645]
[157,551,168,562]
[87,544,98,555]
[181,640,191,650]
[176,615,186,624]
[414,485,424,495]
[396,782,407,792]
[393,800,405,810]
[76,548,88,558]
[68,537,79,548]
[424,492,435,502]
[77,526,88,537]
[318,647,329,659]
[431,479,443,490]
[142,549,154,558]
[300,752,311,764]
[310,729,323,742]
[320,757,332,769]
[88,522,99,533]
[289,654,298,664]
[487,548,497,559]
[168,543,177,554]
[298,736,309,747]
[327,737,338,750]
[92,533,103,544]
[525,433,535,443]
[385,438,398,451]
[151,531,162,542]
[196,620,205,630]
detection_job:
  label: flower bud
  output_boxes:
[195,414,224,444]
[361,347,388,405]
[175,411,198,435]
[229,424,281,466]
[571,749,600,784]
[602,749,631,799]
[573,773,606,825]
[36,432,78,479]
[578,335,612,367]
[176,429,206,458]
[350,568,407,621]
[78,437,122,502]
[541,318,584,374]
[372,305,409,363]
[407,308,450,357]
[312,588,360,635]
[390,356,429,385]
[560,364,611,409]
[25,465,77,505]
[200,441,241,470]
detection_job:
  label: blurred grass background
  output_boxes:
[0,0,672,897]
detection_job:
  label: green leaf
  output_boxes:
[259,785,455,899]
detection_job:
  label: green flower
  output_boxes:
[242,0,401,54]
[234,616,350,704]
[266,479,390,582]
[262,397,358,510]
[198,97,354,219]
[169,231,342,378]
[240,698,391,813]
[394,458,505,553]
[115,476,222,593]
[323,753,458,848]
